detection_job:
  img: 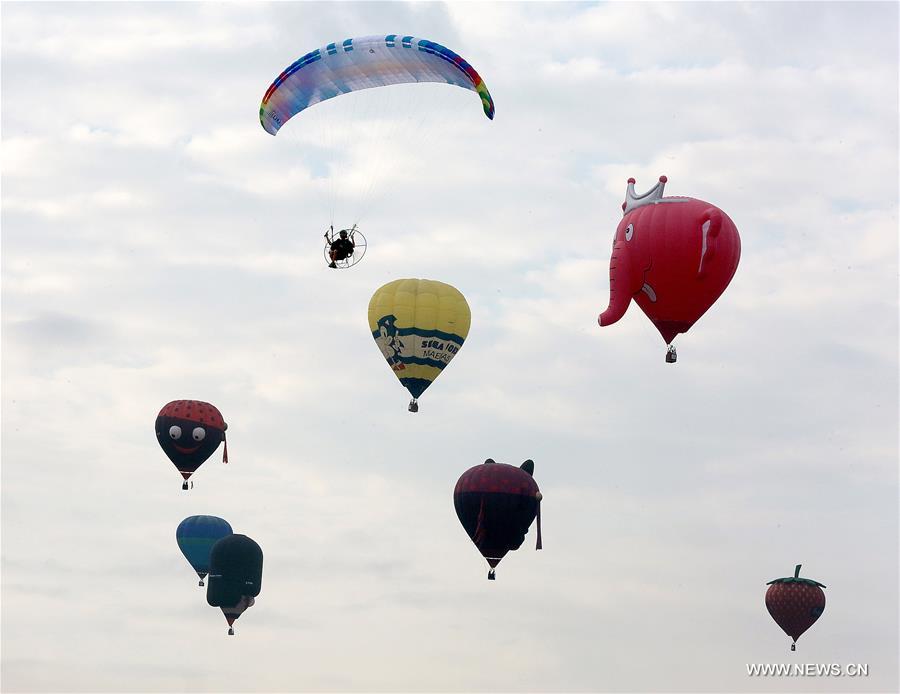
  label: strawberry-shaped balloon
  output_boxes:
[155,400,228,490]
[598,176,741,362]
[765,564,827,651]
[454,459,542,580]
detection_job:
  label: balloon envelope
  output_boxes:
[206,534,263,616]
[765,565,826,649]
[368,279,470,405]
[155,400,227,482]
[454,459,542,575]
[176,515,233,583]
[598,176,741,346]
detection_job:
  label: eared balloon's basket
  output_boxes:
[665,344,677,363]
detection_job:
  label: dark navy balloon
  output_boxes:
[176,516,233,586]
[206,534,263,635]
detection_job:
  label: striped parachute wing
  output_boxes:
[260,35,494,135]
[368,278,471,403]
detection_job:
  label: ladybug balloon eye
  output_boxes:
[192,427,206,442]
[169,425,182,440]
[625,223,634,241]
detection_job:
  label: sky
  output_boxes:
[1,2,898,692]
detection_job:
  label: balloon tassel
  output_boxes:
[473,497,487,546]
[198,579,204,587]
[222,433,228,463]
[535,496,543,550]
[228,627,234,636]
[182,481,188,491]
[791,642,796,651]
[488,568,496,580]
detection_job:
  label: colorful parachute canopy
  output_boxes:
[176,516,233,586]
[206,534,263,635]
[368,279,471,411]
[155,400,228,488]
[260,35,494,136]
[765,564,827,651]
[454,459,542,579]
[598,176,741,354]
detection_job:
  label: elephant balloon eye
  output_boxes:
[192,427,206,442]
[169,425,182,440]
[625,223,634,241]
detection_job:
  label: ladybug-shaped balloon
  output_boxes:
[765,564,827,651]
[155,400,228,489]
[454,459,542,580]
[598,176,741,362]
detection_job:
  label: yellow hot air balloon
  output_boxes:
[368,279,471,412]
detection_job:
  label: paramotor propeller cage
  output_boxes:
[324,226,367,269]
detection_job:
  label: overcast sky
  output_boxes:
[2,2,898,692]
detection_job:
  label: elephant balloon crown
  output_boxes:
[621,175,688,214]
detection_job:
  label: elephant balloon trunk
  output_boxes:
[598,242,633,327]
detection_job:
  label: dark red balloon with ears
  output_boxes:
[454,459,542,580]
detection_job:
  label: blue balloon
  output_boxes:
[176,515,233,586]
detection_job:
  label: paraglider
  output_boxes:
[766,564,827,651]
[155,400,228,489]
[454,459,542,580]
[324,225,366,269]
[206,534,263,636]
[368,279,470,412]
[260,35,494,267]
[597,176,741,362]
[259,35,494,136]
[176,516,233,586]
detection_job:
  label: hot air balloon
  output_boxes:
[766,564,826,651]
[597,176,741,362]
[454,459,542,580]
[259,35,494,267]
[155,400,228,489]
[368,279,470,412]
[176,516,233,586]
[206,534,263,635]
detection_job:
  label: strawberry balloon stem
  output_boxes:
[794,564,802,578]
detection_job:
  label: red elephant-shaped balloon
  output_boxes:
[598,176,741,361]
